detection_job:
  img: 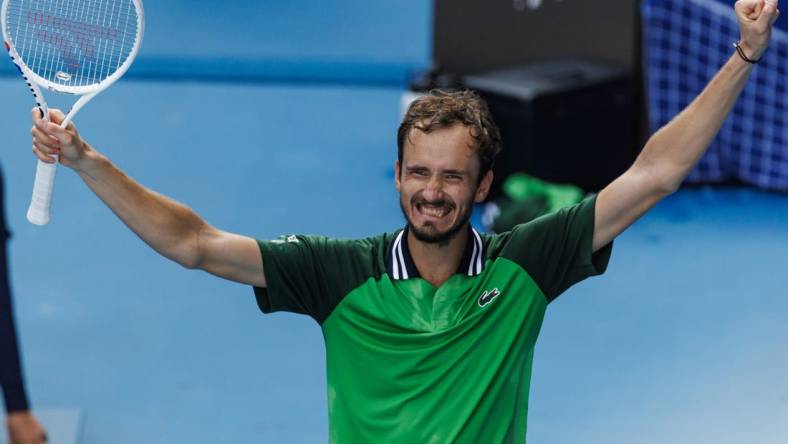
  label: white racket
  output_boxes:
[1,0,144,225]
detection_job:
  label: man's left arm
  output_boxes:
[593,0,780,252]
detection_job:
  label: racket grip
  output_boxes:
[27,157,59,226]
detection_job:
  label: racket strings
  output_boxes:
[4,0,139,87]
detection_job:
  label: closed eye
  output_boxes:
[407,167,430,177]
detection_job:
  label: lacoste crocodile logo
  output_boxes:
[478,288,501,307]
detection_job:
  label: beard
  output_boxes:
[399,195,473,247]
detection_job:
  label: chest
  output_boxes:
[325,258,547,336]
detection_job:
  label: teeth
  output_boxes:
[419,205,448,217]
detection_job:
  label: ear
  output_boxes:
[395,160,402,192]
[474,170,494,203]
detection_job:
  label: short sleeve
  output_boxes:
[494,196,613,302]
[253,235,377,324]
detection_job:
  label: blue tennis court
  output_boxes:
[1,1,787,443]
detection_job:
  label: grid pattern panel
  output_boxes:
[643,0,788,190]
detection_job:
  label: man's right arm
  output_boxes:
[30,109,267,288]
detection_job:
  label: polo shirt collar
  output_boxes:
[388,226,486,280]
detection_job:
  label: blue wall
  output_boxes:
[1,0,433,86]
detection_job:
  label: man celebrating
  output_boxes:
[27,1,780,442]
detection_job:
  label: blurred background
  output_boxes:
[0,0,787,442]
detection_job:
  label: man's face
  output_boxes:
[396,124,493,245]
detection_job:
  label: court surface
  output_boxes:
[0,77,786,443]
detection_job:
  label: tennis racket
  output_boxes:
[1,0,144,225]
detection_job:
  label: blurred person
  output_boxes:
[0,167,47,444]
[25,1,781,442]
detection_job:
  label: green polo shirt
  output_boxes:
[253,196,612,443]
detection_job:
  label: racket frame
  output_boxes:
[1,0,145,225]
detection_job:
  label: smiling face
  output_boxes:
[396,124,493,246]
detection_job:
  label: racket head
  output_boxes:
[1,0,144,95]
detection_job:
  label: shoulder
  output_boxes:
[260,231,400,273]
[484,196,598,258]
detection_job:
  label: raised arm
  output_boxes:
[30,109,267,288]
[593,0,780,251]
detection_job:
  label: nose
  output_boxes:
[422,175,443,201]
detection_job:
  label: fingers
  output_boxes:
[33,117,66,144]
[31,107,45,126]
[30,121,59,145]
[32,143,58,164]
[29,107,83,166]
[753,0,764,19]
[735,0,778,22]
[30,107,45,122]
[31,110,74,146]
[30,107,76,131]
[758,0,780,24]
[736,0,764,20]
[30,113,61,165]
[47,108,75,131]
[48,108,65,123]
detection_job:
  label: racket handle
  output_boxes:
[27,157,59,226]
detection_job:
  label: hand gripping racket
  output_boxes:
[2,0,144,225]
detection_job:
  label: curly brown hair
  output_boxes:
[397,89,502,180]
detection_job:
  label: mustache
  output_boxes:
[412,196,456,209]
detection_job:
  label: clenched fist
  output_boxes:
[735,0,780,60]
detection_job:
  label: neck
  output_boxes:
[407,225,469,287]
